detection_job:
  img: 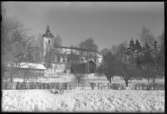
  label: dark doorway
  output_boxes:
[89,60,96,73]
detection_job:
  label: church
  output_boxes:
[42,25,103,74]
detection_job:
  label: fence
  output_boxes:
[2,69,164,90]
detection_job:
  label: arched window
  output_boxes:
[48,40,50,44]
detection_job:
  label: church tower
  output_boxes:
[42,25,54,57]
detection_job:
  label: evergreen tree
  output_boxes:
[153,40,157,50]
[129,38,135,51]
[135,39,142,52]
[144,42,150,52]
[127,39,135,64]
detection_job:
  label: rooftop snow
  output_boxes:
[7,62,46,70]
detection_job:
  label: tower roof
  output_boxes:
[42,25,54,38]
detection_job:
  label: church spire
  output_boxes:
[46,25,50,33]
[42,25,54,38]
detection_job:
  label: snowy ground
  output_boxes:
[2,89,164,112]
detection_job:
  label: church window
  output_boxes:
[63,58,66,63]
[57,56,60,62]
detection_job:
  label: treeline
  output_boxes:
[2,5,164,88]
[97,27,164,87]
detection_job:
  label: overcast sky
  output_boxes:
[3,2,164,50]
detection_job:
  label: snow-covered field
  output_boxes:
[2,89,164,112]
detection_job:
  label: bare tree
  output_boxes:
[2,7,31,84]
[79,38,98,51]
[139,26,156,49]
[136,28,164,88]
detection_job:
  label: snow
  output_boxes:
[7,62,46,70]
[13,78,24,82]
[80,74,108,84]
[12,74,75,83]
[36,77,73,83]
[2,89,164,112]
[19,62,46,70]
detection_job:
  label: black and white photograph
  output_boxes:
[1,2,164,112]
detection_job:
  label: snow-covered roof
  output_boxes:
[112,76,123,80]
[38,77,73,83]
[86,73,106,79]
[88,80,109,83]
[7,62,46,70]
[13,76,73,83]
[97,53,103,58]
[20,62,46,70]
[83,73,108,83]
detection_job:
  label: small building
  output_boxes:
[86,73,109,83]
[5,62,46,80]
[79,73,109,89]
